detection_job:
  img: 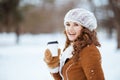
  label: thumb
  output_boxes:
[58,48,61,56]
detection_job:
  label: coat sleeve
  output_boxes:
[81,46,105,80]
[50,72,62,80]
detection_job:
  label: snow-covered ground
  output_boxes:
[0,32,120,80]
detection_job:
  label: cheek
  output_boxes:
[75,28,82,35]
[65,26,69,31]
[65,30,69,38]
[65,27,68,32]
[65,28,69,34]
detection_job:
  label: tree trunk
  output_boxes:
[15,24,20,44]
[113,9,120,49]
[109,0,120,49]
[117,27,120,48]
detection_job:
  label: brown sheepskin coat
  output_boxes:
[51,44,105,80]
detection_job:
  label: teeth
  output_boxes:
[68,33,75,35]
[69,33,75,34]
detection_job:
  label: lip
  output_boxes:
[68,33,76,35]
[68,34,76,37]
[69,34,75,35]
[68,32,76,35]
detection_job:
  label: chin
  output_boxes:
[68,38,76,41]
[67,35,77,41]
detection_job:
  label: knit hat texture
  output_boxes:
[64,8,97,31]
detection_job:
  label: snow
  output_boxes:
[0,32,120,80]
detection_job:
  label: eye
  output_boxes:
[66,22,70,26]
[74,23,79,26]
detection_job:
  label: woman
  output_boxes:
[44,8,105,80]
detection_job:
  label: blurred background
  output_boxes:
[0,0,120,80]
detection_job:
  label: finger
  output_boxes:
[47,58,60,68]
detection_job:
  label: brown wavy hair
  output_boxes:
[63,27,101,62]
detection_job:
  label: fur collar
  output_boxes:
[59,44,74,79]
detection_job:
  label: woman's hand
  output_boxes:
[44,49,61,69]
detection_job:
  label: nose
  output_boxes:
[68,25,74,33]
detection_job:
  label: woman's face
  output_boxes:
[65,21,83,41]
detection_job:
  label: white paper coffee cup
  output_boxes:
[47,41,58,57]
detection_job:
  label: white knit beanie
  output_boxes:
[64,8,97,31]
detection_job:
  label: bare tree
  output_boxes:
[0,0,22,44]
[109,0,120,49]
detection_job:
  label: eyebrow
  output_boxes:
[66,22,70,23]
[73,22,79,24]
[66,22,80,25]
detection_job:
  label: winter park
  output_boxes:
[0,31,120,80]
[0,0,120,80]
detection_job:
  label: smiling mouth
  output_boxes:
[68,33,76,35]
[68,34,76,36]
[70,34,75,35]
